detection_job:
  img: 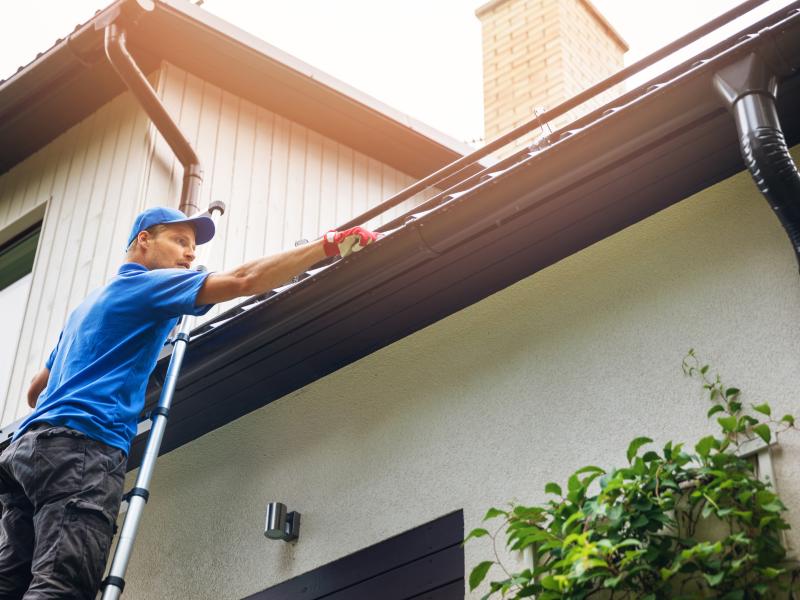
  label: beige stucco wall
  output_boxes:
[119,149,800,599]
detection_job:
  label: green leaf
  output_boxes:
[469,561,494,591]
[718,416,737,432]
[752,403,771,416]
[544,482,562,496]
[761,566,784,579]
[707,404,725,418]
[627,437,653,463]
[465,528,490,542]
[781,414,795,426]
[483,508,507,521]
[752,424,771,444]
[641,451,660,462]
[695,435,717,459]
[725,387,740,398]
[574,465,604,475]
[704,571,724,587]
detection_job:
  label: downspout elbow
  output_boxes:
[104,21,203,215]
[715,53,800,270]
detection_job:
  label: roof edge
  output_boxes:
[156,0,474,157]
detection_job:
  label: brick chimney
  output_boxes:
[476,0,628,152]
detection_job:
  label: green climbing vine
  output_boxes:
[466,351,799,599]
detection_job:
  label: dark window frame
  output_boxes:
[0,222,41,292]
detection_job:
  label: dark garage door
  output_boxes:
[243,510,464,600]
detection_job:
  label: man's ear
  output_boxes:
[137,230,150,249]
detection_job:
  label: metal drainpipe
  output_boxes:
[714,43,800,269]
[104,21,203,216]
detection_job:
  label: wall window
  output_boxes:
[0,224,40,404]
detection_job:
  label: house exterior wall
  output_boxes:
[0,91,152,425]
[120,147,800,599]
[0,61,435,426]
[477,0,626,154]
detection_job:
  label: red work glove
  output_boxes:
[322,227,378,257]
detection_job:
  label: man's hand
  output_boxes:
[322,227,378,258]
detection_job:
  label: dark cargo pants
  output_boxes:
[0,424,126,599]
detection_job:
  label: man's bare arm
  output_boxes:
[27,368,49,409]
[196,239,327,306]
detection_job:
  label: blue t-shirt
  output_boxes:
[15,263,213,455]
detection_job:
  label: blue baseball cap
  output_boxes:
[127,206,215,249]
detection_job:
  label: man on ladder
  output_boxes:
[0,205,377,599]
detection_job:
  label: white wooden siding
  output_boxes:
[143,62,437,320]
[0,61,439,427]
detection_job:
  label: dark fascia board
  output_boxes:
[0,0,471,177]
[123,7,800,466]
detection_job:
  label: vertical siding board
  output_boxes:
[195,82,223,213]
[88,96,143,291]
[302,130,323,241]
[103,97,154,282]
[201,91,238,320]
[335,147,354,226]
[39,116,101,351]
[365,157,383,231]
[141,68,180,210]
[138,71,174,208]
[179,70,206,151]
[69,98,126,309]
[162,64,188,205]
[228,97,257,268]
[319,138,339,234]
[265,116,290,256]
[206,91,243,320]
[284,123,307,250]
[211,90,240,269]
[352,152,369,226]
[56,104,115,323]
[89,97,137,289]
[245,108,273,262]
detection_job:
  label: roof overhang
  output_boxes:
[0,0,471,177]
[123,4,800,466]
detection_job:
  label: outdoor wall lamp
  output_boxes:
[265,502,301,542]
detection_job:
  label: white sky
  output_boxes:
[1,0,796,144]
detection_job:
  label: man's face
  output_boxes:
[142,222,197,270]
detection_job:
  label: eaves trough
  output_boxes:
[128,4,800,467]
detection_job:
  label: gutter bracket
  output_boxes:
[714,52,800,270]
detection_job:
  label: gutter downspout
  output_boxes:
[104,19,203,216]
[714,22,800,269]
